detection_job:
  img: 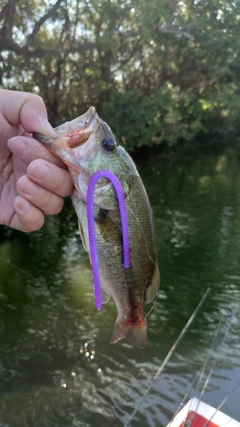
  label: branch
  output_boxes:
[0,0,18,40]
[160,24,193,40]
[0,37,44,57]
[0,0,18,21]
[24,0,63,49]
[0,34,95,58]
[0,0,63,57]
[118,24,193,41]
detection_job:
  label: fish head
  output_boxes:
[34,107,137,209]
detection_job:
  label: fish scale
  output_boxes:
[35,107,160,348]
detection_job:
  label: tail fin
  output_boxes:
[110,318,147,348]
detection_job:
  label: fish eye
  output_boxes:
[102,137,116,152]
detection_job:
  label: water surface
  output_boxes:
[0,146,240,426]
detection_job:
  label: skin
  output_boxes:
[0,89,73,232]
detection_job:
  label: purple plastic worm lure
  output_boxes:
[86,170,130,311]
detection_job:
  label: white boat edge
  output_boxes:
[166,396,240,427]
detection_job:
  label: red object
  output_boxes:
[180,410,219,427]
[167,398,240,427]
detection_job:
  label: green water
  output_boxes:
[0,146,240,426]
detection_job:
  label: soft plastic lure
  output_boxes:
[86,170,130,311]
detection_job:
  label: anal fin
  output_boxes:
[145,259,160,303]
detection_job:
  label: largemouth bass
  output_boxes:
[35,107,159,348]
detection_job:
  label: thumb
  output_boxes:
[20,97,57,137]
[0,89,56,137]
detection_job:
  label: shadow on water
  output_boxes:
[0,146,240,426]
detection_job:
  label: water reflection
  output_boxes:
[1,147,240,426]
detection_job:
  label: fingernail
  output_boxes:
[8,138,27,157]
[16,197,32,213]
[35,116,57,138]
[29,161,50,180]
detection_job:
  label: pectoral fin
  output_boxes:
[102,289,110,304]
[78,219,88,253]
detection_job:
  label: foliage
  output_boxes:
[0,0,240,150]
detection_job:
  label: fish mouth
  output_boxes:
[63,106,98,149]
[34,106,99,149]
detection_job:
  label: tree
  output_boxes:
[0,0,239,149]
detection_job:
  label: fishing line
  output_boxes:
[194,314,224,393]
[145,300,155,319]
[185,306,237,427]
[145,290,161,319]
[201,381,240,427]
[124,287,211,426]
[0,255,58,359]
[168,313,225,427]
[0,255,37,281]
[125,204,155,265]
[190,307,237,425]
[167,370,202,427]
[170,322,224,427]
[184,315,225,424]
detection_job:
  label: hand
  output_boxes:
[0,89,73,232]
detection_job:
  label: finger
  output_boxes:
[8,136,65,169]
[27,159,73,198]
[16,175,64,216]
[11,196,45,232]
[0,89,56,137]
